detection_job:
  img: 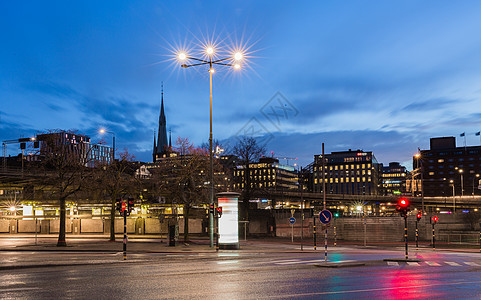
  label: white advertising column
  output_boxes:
[217,192,240,250]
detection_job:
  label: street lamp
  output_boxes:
[455,167,464,198]
[414,152,424,213]
[99,129,115,163]
[450,179,455,212]
[473,174,479,196]
[177,46,243,247]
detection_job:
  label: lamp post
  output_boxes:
[177,46,243,248]
[99,129,115,163]
[455,167,464,198]
[414,152,424,213]
[450,179,455,212]
[473,174,479,196]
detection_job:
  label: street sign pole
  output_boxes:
[289,217,296,243]
[324,225,328,262]
[319,209,332,262]
[291,223,294,243]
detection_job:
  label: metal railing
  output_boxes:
[437,232,479,244]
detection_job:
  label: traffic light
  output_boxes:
[216,207,223,217]
[334,212,340,218]
[416,213,422,221]
[127,198,134,212]
[209,204,215,215]
[396,197,410,217]
[432,216,439,224]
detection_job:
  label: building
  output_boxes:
[415,136,481,197]
[36,131,112,167]
[152,85,173,162]
[312,149,381,195]
[233,157,298,191]
[381,162,408,195]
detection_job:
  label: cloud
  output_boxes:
[400,98,457,112]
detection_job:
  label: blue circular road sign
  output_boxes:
[319,210,332,224]
[289,217,296,224]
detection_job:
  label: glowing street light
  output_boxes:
[176,44,244,248]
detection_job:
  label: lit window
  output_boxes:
[438,159,444,163]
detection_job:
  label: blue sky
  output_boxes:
[2,1,481,169]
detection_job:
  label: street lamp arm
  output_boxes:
[211,57,232,63]
[182,62,210,68]
[213,62,235,67]
[186,57,210,63]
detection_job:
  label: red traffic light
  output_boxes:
[432,216,439,223]
[398,198,409,208]
[416,213,422,220]
[216,207,223,216]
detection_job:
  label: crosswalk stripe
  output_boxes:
[277,259,325,265]
[446,262,461,266]
[387,262,399,266]
[426,261,441,266]
[465,262,480,266]
[407,262,420,266]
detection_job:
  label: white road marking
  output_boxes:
[0,287,40,292]
[465,262,480,266]
[276,259,355,265]
[270,259,299,264]
[387,262,398,266]
[446,262,461,266]
[425,261,441,266]
[407,262,420,266]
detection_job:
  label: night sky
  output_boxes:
[2,1,481,169]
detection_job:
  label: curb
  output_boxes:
[0,259,143,271]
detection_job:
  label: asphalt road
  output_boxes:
[1,248,481,299]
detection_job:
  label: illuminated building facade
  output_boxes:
[381,162,407,195]
[233,157,298,191]
[312,149,381,195]
[416,136,481,197]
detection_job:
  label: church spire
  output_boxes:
[169,129,172,147]
[155,82,168,158]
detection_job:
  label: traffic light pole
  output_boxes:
[313,213,317,251]
[404,215,408,260]
[432,222,436,251]
[123,209,127,260]
[416,219,419,250]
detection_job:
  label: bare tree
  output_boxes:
[34,130,95,246]
[93,151,137,241]
[153,137,227,242]
[232,136,266,220]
